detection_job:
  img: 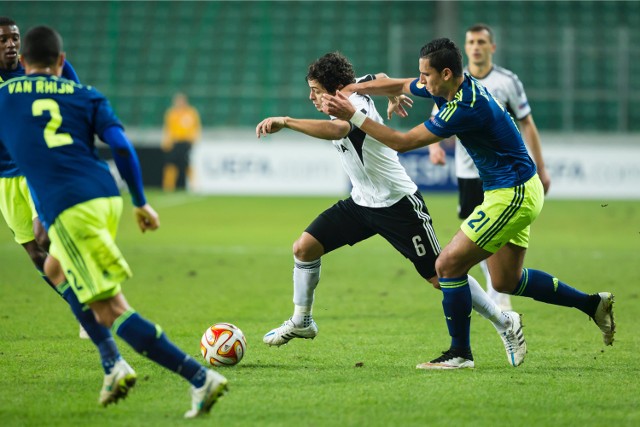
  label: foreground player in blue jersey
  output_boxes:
[0,26,227,417]
[323,38,615,369]
[0,16,147,403]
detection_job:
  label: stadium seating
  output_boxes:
[3,1,638,130]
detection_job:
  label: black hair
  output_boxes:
[306,52,355,94]
[466,23,495,43]
[21,25,62,67]
[419,38,463,77]
[0,17,17,27]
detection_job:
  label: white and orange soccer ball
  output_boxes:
[200,322,247,367]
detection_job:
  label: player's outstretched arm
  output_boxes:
[323,91,441,153]
[256,116,350,141]
[343,77,415,97]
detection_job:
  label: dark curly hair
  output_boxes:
[306,52,356,94]
[420,38,463,77]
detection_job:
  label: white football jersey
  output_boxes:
[454,66,532,179]
[330,75,417,207]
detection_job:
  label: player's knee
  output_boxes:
[490,276,518,294]
[92,311,115,329]
[435,255,456,278]
[293,234,323,262]
[293,242,313,261]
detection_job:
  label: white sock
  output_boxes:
[293,305,313,327]
[291,257,321,326]
[479,259,498,298]
[468,274,507,328]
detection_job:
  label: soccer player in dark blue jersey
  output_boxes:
[0,16,149,404]
[323,38,615,369]
[0,26,227,417]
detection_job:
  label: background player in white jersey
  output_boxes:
[428,23,552,311]
[255,52,526,367]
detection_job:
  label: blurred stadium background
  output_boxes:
[4,0,639,196]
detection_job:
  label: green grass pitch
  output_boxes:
[0,192,638,426]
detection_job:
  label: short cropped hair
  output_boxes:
[21,25,62,67]
[466,23,495,43]
[306,52,356,94]
[0,17,17,27]
[419,38,463,77]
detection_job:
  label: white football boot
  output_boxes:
[592,292,615,346]
[263,318,318,346]
[495,311,527,367]
[184,369,228,418]
[99,358,137,406]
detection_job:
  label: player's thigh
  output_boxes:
[460,175,544,254]
[0,177,37,244]
[457,177,484,219]
[49,197,132,304]
[305,198,375,255]
[371,192,441,280]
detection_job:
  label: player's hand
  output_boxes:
[134,204,160,233]
[428,144,446,165]
[321,90,355,121]
[387,95,413,120]
[538,167,551,195]
[256,117,286,138]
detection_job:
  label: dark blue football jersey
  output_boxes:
[0,74,122,226]
[410,74,536,190]
[0,61,79,178]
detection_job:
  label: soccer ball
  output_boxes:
[200,322,247,367]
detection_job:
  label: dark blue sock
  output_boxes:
[513,268,599,316]
[113,310,207,387]
[440,276,473,350]
[61,283,121,373]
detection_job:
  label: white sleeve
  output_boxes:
[355,74,376,84]
[505,73,532,120]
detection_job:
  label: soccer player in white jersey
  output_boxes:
[255,52,527,368]
[428,23,552,311]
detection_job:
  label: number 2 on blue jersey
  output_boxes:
[32,99,73,148]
